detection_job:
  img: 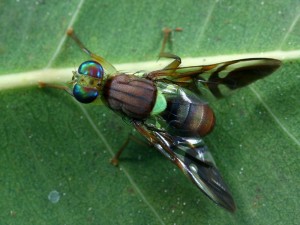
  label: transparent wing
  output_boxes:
[132,121,236,212]
[147,58,281,99]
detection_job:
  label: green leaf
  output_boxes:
[1,0,299,224]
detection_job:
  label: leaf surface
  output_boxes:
[0,0,299,224]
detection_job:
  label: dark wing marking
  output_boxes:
[132,121,236,212]
[147,58,281,99]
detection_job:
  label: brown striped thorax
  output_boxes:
[102,74,157,119]
[46,28,281,212]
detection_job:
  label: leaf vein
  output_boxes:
[195,0,218,43]
[46,0,86,68]
[250,86,300,147]
[76,102,166,225]
[279,12,300,49]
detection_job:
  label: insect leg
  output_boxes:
[146,28,184,80]
[110,133,150,166]
[67,28,117,74]
[38,82,73,96]
[159,28,182,70]
[110,135,131,166]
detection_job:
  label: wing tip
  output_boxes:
[217,195,236,213]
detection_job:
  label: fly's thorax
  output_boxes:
[102,74,158,119]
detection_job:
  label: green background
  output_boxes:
[0,0,299,224]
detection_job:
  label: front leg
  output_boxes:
[38,81,74,96]
[67,28,117,75]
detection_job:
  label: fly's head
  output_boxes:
[72,60,104,103]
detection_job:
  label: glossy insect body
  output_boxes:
[158,82,216,137]
[74,59,216,136]
[44,28,281,212]
[102,74,157,119]
[101,73,215,136]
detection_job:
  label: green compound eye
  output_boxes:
[73,84,98,103]
[78,60,104,78]
[73,61,103,103]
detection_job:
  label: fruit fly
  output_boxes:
[40,28,281,212]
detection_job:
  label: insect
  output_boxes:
[40,28,281,212]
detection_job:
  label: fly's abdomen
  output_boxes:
[103,74,157,119]
[161,86,215,137]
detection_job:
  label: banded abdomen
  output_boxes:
[161,86,215,137]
